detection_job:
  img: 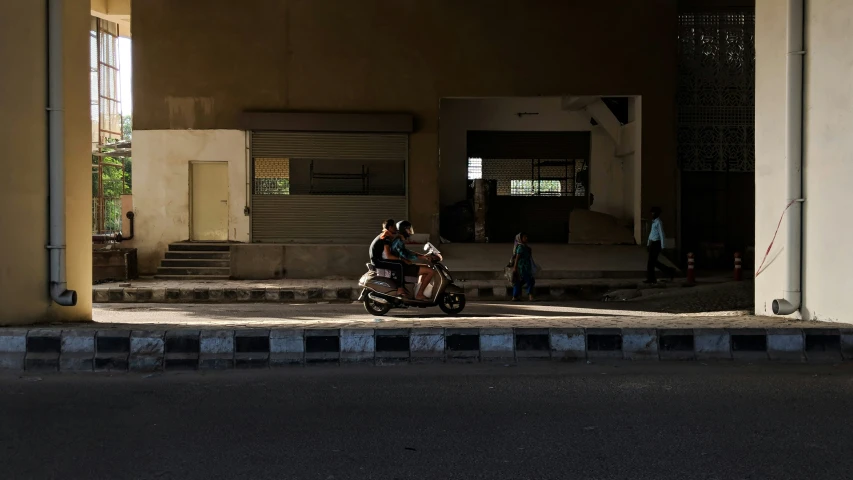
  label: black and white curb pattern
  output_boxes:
[92,284,627,304]
[1,327,852,372]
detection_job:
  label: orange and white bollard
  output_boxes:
[734,252,743,281]
[686,252,696,285]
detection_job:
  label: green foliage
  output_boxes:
[122,115,132,139]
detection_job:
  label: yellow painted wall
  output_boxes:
[0,0,92,325]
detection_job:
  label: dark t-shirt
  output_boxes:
[369,233,390,262]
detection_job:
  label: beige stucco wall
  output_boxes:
[132,0,678,241]
[132,130,248,273]
[755,0,853,322]
[0,0,92,325]
[754,0,790,316]
[438,97,629,222]
[799,0,853,322]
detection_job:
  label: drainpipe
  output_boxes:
[47,0,77,307]
[772,0,805,315]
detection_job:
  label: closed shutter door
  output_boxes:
[251,132,408,243]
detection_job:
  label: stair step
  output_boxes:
[153,275,231,281]
[160,259,230,268]
[165,252,230,260]
[156,267,231,276]
[168,243,231,252]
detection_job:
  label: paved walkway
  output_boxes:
[82,301,844,330]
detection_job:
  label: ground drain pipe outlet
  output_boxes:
[773,0,805,316]
[47,0,76,307]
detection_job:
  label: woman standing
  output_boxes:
[511,232,536,301]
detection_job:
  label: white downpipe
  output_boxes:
[773,0,805,315]
[47,0,77,307]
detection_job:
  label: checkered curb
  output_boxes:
[92,283,631,304]
[1,327,850,372]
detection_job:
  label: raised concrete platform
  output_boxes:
[226,243,674,280]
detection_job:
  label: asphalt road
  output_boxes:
[2,364,853,479]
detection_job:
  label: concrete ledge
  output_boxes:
[694,329,731,360]
[130,330,165,371]
[270,329,304,366]
[0,330,27,370]
[340,329,375,363]
[164,330,200,370]
[60,330,96,372]
[622,329,658,360]
[0,327,846,373]
[235,329,271,369]
[200,330,235,369]
[480,328,514,361]
[767,329,805,362]
[95,330,131,371]
[26,329,61,371]
[549,328,586,360]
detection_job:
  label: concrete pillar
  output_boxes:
[0,1,92,325]
[754,0,790,316]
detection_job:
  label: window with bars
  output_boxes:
[253,158,290,195]
[467,157,483,180]
[467,157,586,197]
[510,180,562,196]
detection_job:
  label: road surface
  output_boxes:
[2,363,853,479]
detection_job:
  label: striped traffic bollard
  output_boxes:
[734,252,743,281]
[686,253,696,285]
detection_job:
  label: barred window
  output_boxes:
[253,158,290,195]
[510,180,562,196]
[467,157,483,180]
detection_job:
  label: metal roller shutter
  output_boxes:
[250,131,409,243]
[252,132,408,160]
[251,195,408,243]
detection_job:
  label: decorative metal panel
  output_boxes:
[677,11,755,172]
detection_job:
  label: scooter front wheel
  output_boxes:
[438,293,466,315]
[363,296,392,316]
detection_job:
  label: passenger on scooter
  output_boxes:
[391,220,436,301]
[369,219,408,298]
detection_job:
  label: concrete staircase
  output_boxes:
[155,243,231,280]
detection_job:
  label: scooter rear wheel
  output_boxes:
[438,293,466,315]
[363,296,392,316]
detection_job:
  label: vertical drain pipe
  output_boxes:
[47,0,77,306]
[773,0,805,315]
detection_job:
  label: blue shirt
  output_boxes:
[648,218,665,246]
[391,237,418,262]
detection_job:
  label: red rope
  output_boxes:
[754,199,798,278]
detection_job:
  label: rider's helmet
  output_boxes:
[396,220,413,238]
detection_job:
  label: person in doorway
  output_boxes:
[511,232,536,301]
[646,207,676,284]
[390,220,436,301]
[369,219,408,298]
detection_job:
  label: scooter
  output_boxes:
[357,242,466,316]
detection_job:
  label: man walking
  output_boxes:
[646,207,675,284]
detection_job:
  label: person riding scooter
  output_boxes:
[390,220,436,301]
[368,219,408,298]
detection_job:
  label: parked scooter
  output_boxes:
[357,242,466,316]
